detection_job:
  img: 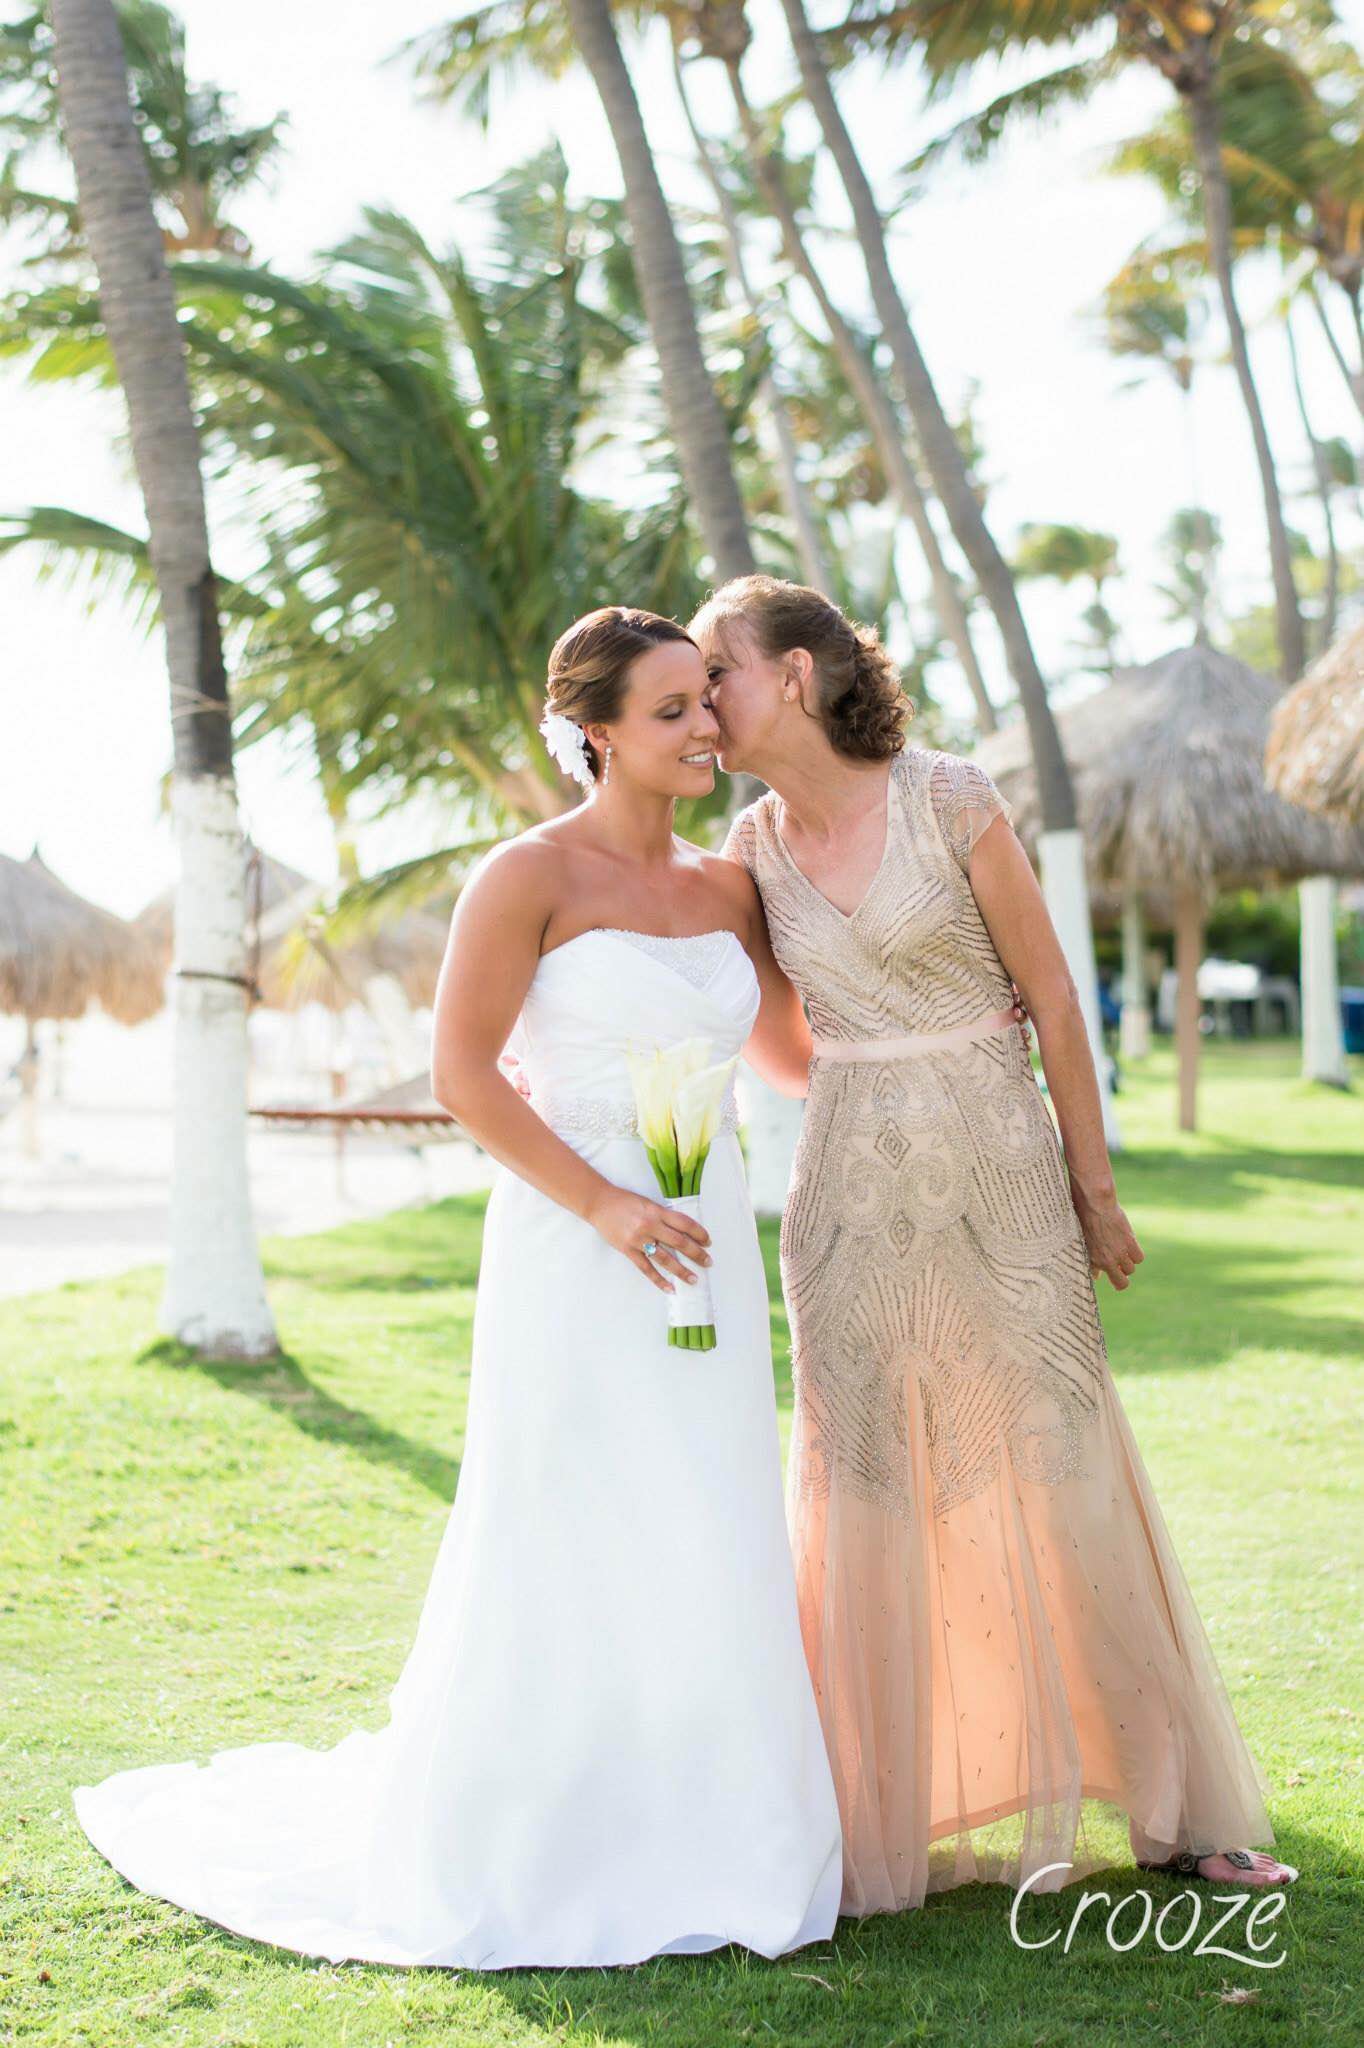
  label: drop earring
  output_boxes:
[602,742,612,787]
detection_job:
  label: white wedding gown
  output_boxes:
[73,928,843,1970]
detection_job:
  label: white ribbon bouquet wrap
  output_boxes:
[625,1038,739,1351]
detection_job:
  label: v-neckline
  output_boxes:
[770,757,899,925]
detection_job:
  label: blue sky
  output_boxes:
[2,0,1359,914]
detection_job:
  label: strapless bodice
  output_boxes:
[511,928,760,1136]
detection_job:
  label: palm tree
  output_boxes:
[45,0,278,1357]
[771,0,1116,1136]
[2,155,728,911]
[407,1,1000,733]
[1152,506,1223,645]
[1098,258,1212,524]
[1,2,285,265]
[560,0,756,579]
[667,27,834,591]
[2,158,717,858]
[774,0,1076,802]
[859,1,1312,686]
[692,14,1000,733]
[1012,523,1125,672]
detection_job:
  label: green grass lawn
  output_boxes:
[3,1040,1361,2047]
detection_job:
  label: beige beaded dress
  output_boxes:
[724,744,1277,1914]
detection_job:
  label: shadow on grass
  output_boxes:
[138,1339,461,1503]
[1098,1225,1363,1376]
[158,1814,1338,2044]
[1119,1145,1364,1207]
[755,1188,1360,1390]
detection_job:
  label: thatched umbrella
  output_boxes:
[252,886,448,1016]
[0,848,165,1024]
[137,846,447,1016]
[134,844,315,966]
[1265,617,1364,823]
[974,644,1364,1129]
[0,847,165,1154]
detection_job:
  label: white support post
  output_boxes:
[1119,889,1151,1061]
[1300,875,1348,1086]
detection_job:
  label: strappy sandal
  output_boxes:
[1136,1847,1299,1884]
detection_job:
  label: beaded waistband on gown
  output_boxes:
[532,1090,742,1141]
[809,1004,1019,1063]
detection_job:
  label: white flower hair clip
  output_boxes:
[538,707,593,788]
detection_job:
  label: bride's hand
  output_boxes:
[585,1184,712,1294]
[1068,1174,1144,1290]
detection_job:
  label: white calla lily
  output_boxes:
[673,1057,740,1186]
[624,1035,737,1349]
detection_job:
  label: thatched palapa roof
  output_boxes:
[0,848,165,1024]
[252,885,448,1013]
[134,846,316,959]
[138,845,448,1014]
[1264,617,1364,823]
[974,643,1364,898]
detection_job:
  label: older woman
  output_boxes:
[694,573,1297,1913]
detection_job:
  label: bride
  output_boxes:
[72,605,843,1971]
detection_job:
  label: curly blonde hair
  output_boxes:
[691,574,910,762]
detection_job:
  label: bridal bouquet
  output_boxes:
[626,1039,739,1351]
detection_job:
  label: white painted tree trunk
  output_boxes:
[1037,828,1122,1150]
[737,1070,803,1220]
[1299,875,1348,1086]
[1119,890,1151,1061]
[50,0,277,1359]
[158,777,277,1356]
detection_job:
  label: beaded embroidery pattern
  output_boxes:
[724,747,1110,1521]
[536,1091,741,1141]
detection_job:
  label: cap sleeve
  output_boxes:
[928,751,1014,873]
[719,803,759,876]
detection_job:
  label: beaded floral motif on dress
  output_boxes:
[727,749,1109,1522]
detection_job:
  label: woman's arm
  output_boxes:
[741,888,812,1097]
[713,834,812,1097]
[967,818,1143,1291]
[430,842,711,1295]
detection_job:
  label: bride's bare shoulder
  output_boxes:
[456,822,588,934]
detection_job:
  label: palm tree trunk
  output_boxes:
[723,58,998,734]
[1184,73,1305,685]
[1308,277,1364,421]
[775,0,1116,1143]
[49,0,278,1359]
[1285,304,1338,654]
[775,0,1073,808]
[670,38,833,592]
[563,0,755,580]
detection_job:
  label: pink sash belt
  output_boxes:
[810,1004,1019,1064]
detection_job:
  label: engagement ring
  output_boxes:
[642,1240,659,1257]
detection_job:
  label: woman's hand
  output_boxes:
[1068,1174,1144,1290]
[584,1183,713,1294]
[497,1048,533,1100]
[1010,980,1033,1053]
